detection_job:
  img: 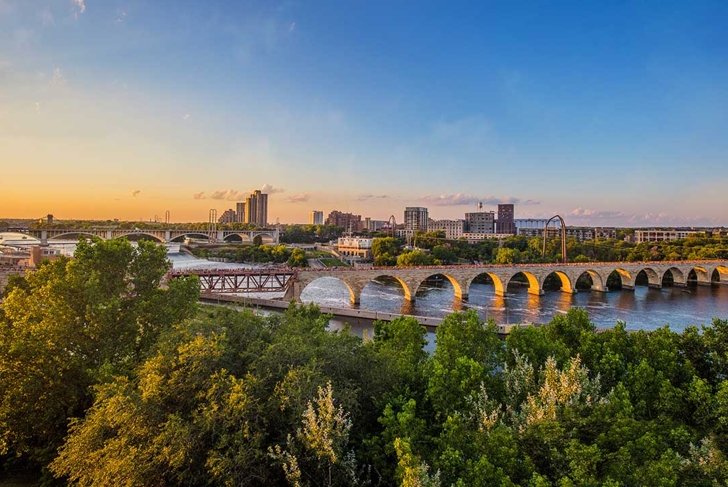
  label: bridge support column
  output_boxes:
[165,230,172,242]
[672,276,688,288]
[40,230,48,246]
[528,287,545,296]
[697,276,713,287]
[648,283,662,289]
[106,230,113,240]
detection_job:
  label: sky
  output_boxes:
[1,0,727,226]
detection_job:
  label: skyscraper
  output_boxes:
[465,211,495,234]
[496,204,516,234]
[236,202,246,223]
[244,189,268,227]
[404,207,429,232]
[310,210,324,225]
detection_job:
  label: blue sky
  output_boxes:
[1,0,727,225]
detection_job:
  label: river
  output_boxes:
[5,236,727,332]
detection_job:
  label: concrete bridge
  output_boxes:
[17,228,279,245]
[285,260,728,305]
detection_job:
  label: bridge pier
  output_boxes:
[648,283,662,289]
[40,230,48,246]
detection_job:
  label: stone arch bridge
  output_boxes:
[19,228,279,245]
[286,260,728,305]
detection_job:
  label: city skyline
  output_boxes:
[2,1,727,226]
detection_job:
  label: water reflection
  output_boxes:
[301,277,728,331]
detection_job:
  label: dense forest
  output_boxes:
[2,240,728,485]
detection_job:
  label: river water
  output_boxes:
[298,275,728,331]
[4,236,726,332]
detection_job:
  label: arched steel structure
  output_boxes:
[388,215,397,237]
[542,215,568,263]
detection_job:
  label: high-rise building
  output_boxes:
[218,208,237,224]
[496,204,516,234]
[465,211,495,234]
[429,219,466,239]
[236,202,246,223]
[404,207,429,233]
[256,190,268,227]
[244,189,268,227]
[310,210,324,225]
[326,211,362,232]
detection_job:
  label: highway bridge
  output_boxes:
[171,259,728,305]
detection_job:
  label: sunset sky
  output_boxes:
[1,1,727,225]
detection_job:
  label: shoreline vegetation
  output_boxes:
[2,239,728,486]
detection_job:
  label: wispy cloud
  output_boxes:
[72,0,86,17]
[210,189,247,201]
[421,193,539,207]
[131,189,141,197]
[286,193,310,203]
[569,208,625,219]
[357,194,389,201]
[50,67,66,87]
[192,192,206,200]
[261,183,285,194]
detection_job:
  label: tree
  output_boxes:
[372,238,400,266]
[288,248,308,267]
[495,247,521,264]
[0,239,198,470]
[397,250,435,267]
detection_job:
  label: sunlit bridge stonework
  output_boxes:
[172,260,728,306]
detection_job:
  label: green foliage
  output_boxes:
[397,249,435,266]
[287,248,308,267]
[0,239,198,472]
[192,243,296,264]
[4,250,728,486]
[279,224,343,244]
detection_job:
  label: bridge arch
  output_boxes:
[661,267,685,287]
[299,276,358,306]
[413,273,465,300]
[575,270,606,292]
[605,268,633,290]
[541,271,575,294]
[169,233,212,243]
[688,266,711,286]
[714,266,728,285]
[115,232,165,243]
[469,272,506,298]
[507,271,542,296]
[635,267,662,288]
[48,231,101,241]
[363,275,413,302]
[223,233,253,243]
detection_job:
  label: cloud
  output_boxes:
[210,189,247,201]
[421,193,540,207]
[286,193,310,203]
[569,208,625,220]
[192,192,206,200]
[72,0,86,16]
[357,194,389,201]
[261,183,284,194]
[50,67,66,87]
[131,189,141,197]
[115,10,127,23]
[182,113,190,120]
[289,21,296,32]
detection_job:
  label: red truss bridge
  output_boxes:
[169,267,296,294]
